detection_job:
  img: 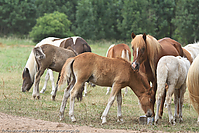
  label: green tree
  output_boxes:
[117,0,156,39]
[29,11,73,42]
[150,0,177,39]
[0,0,37,35]
[75,0,123,40]
[173,0,199,44]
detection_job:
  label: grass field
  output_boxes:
[0,37,198,132]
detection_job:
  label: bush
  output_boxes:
[29,11,73,42]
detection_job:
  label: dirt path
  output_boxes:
[0,112,142,133]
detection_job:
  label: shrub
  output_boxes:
[29,11,73,42]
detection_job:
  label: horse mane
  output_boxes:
[145,35,161,77]
[187,55,199,115]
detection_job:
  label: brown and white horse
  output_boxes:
[131,33,185,117]
[105,43,131,95]
[22,36,91,97]
[58,52,154,124]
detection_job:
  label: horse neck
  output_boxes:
[25,50,37,82]
[129,71,150,98]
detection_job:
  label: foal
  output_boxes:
[32,44,77,100]
[155,56,190,125]
[58,52,154,124]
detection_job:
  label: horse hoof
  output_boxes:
[37,95,40,99]
[71,117,76,122]
[179,118,183,123]
[52,96,56,101]
[101,117,107,124]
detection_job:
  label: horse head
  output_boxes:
[22,68,33,92]
[131,33,148,71]
[139,87,154,117]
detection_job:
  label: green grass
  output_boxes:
[0,37,198,132]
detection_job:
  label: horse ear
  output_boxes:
[143,33,147,41]
[131,32,136,39]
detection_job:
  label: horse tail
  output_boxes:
[156,60,168,100]
[58,57,75,90]
[187,55,199,115]
[33,46,46,60]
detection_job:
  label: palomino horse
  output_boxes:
[155,56,190,125]
[58,52,154,124]
[186,54,199,124]
[22,36,91,96]
[105,43,131,95]
[131,33,184,117]
[32,44,78,100]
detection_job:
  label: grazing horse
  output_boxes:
[22,36,91,97]
[32,44,78,100]
[58,52,154,124]
[105,43,131,95]
[131,33,184,117]
[186,54,199,124]
[155,56,190,125]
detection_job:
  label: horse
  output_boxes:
[58,52,154,124]
[183,42,199,60]
[186,54,199,124]
[32,44,79,100]
[22,36,91,97]
[155,56,190,125]
[131,33,185,117]
[105,43,131,95]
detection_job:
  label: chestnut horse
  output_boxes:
[186,54,199,124]
[105,43,131,95]
[58,52,154,124]
[22,36,91,96]
[32,44,78,100]
[131,33,184,117]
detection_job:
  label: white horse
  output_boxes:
[155,56,190,125]
[22,37,81,96]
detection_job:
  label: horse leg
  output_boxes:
[159,89,166,119]
[197,116,199,124]
[83,82,87,97]
[166,85,175,125]
[32,68,45,99]
[106,87,111,95]
[48,69,56,95]
[174,89,179,122]
[101,83,120,124]
[51,73,60,101]
[60,79,75,121]
[117,89,123,123]
[40,70,49,93]
[69,81,84,122]
[179,84,186,123]
[124,87,128,96]
[155,92,162,124]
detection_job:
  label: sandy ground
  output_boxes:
[0,112,146,133]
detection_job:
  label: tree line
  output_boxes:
[0,0,198,44]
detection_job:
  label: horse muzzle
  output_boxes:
[146,109,153,117]
[132,61,140,71]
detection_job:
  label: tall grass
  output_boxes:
[0,37,198,132]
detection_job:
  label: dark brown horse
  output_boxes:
[32,44,78,100]
[131,33,185,117]
[58,52,154,124]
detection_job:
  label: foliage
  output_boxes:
[0,0,199,43]
[0,0,37,35]
[29,11,73,42]
[173,0,199,44]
